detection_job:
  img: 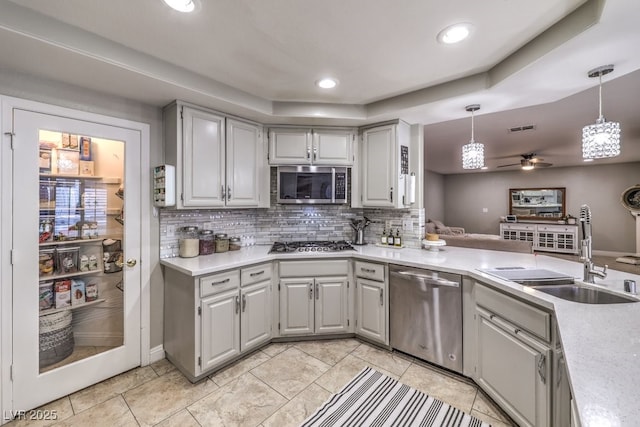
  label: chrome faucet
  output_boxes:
[579,204,607,283]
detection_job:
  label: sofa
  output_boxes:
[426,220,533,254]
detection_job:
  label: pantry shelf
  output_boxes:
[39,298,106,316]
[39,269,100,281]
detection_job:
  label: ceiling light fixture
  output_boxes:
[521,160,535,171]
[316,78,338,89]
[163,0,196,13]
[582,65,620,159]
[462,104,485,170]
[437,23,473,44]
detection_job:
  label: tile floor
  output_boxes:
[8,339,516,427]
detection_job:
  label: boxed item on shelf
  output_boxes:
[57,246,80,274]
[79,137,92,160]
[39,249,56,276]
[61,133,70,148]
[39,281,54,311]
[79,160,94,176]
[71,279,86,305]
[39,149,52,174]
[39,218,54,243]
[54,280,71,309]
[85,281,98,302]
[69,134,79,150]
[56,149,79,175]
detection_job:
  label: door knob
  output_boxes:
[126,258,137,267]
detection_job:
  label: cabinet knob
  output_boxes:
[126,258,137,267]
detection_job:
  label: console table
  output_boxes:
[500,222,579,254]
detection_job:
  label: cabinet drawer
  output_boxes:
[501,223,535,231]
[200,270,240,297]
[537,225,577,233]
[279,260,349,277]
[354,261,385,282]
[476,283,551,342]
[241,263,272,287]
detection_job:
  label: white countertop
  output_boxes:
[161,245,640,427]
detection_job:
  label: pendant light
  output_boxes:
[462,104,485,169]
[582,65,620,159]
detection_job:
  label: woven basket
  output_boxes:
[39,311,74,368]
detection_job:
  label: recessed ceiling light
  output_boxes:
[437,23,473,44]
[316,78,338,89]
[163,0,197,13]
[583,158,594,162]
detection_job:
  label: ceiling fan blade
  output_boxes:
[496,163,521,168]
[534,162,552,168]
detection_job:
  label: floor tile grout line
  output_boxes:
[118,392,142,427]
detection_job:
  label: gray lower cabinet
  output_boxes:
[164,263,272,382]
[474,283,553,427]
[354,261,387,345]
[278,260,350,337]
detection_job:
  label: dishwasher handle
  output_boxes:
[391,270,460,288]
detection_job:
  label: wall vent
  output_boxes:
[508,124,536,133]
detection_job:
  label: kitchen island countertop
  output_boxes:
[162,244,640,427]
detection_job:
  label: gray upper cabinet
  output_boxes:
[269,127,354,165]
[360,121,410,208]
[164,101,268,209]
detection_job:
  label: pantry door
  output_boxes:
[10,108,141,411]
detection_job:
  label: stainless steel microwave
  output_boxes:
[277,166,348,204]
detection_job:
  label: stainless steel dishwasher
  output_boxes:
[390,265,463,373]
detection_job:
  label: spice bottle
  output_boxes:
[381,229,387,245]
[229,237,241,251]
[199,230,215,255]
[394,229,402,247]
[178,226,199,258]
[215,233,229,253]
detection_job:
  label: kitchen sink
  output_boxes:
[529,284,638,304]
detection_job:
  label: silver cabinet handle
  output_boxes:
[390,187,393,202]
[306,147,311,160]
[221,185,226,201]
[315,283,319,300]
[309,284,313,299]
[235,295,240,314]
[379,288,383,306]
[313,146,317,161]
[242,294,246,312]
[227,186,231,200]
[361,267,376,274]
[557,355,564,388]
[537,354,546,384]
[211,278,230,286]
[250,270,265,277]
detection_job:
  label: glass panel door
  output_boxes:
[11,108,141,411]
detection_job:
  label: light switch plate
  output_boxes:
[402,219,413,232]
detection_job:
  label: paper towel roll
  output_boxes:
[406,172,416,204]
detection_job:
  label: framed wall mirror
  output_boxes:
[509,187,566,220]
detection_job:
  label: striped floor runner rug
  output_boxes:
[301,367,490,427]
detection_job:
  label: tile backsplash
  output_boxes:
[159,169,425,258]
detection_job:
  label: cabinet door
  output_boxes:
[362,125,396,207]
[355,278,386,344]
[240,281,272,353]
[226,119,262,207]
[312,129,354,165]
[315,277,349,334]
[182,107,225,207]
[279,278,314,336]
[476,312,551,427]
[201,289,240,372]
[268,128,312,164]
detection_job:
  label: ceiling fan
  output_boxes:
[496,153,552,170]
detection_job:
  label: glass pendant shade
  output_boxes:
[461,104,485,169]
[582,65,620,159]
[462,140,485,169]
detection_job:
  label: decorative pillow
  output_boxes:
[437,226,453,235]
[431,219,446,230]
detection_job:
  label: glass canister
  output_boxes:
[178,226,199,258]
[229,237,241,251]
[199,230,215,255]
[215,233,229,253]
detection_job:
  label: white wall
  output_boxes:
[443,162,640,252]
[0,69,165,348]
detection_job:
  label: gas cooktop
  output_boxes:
[269,240,356,253]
